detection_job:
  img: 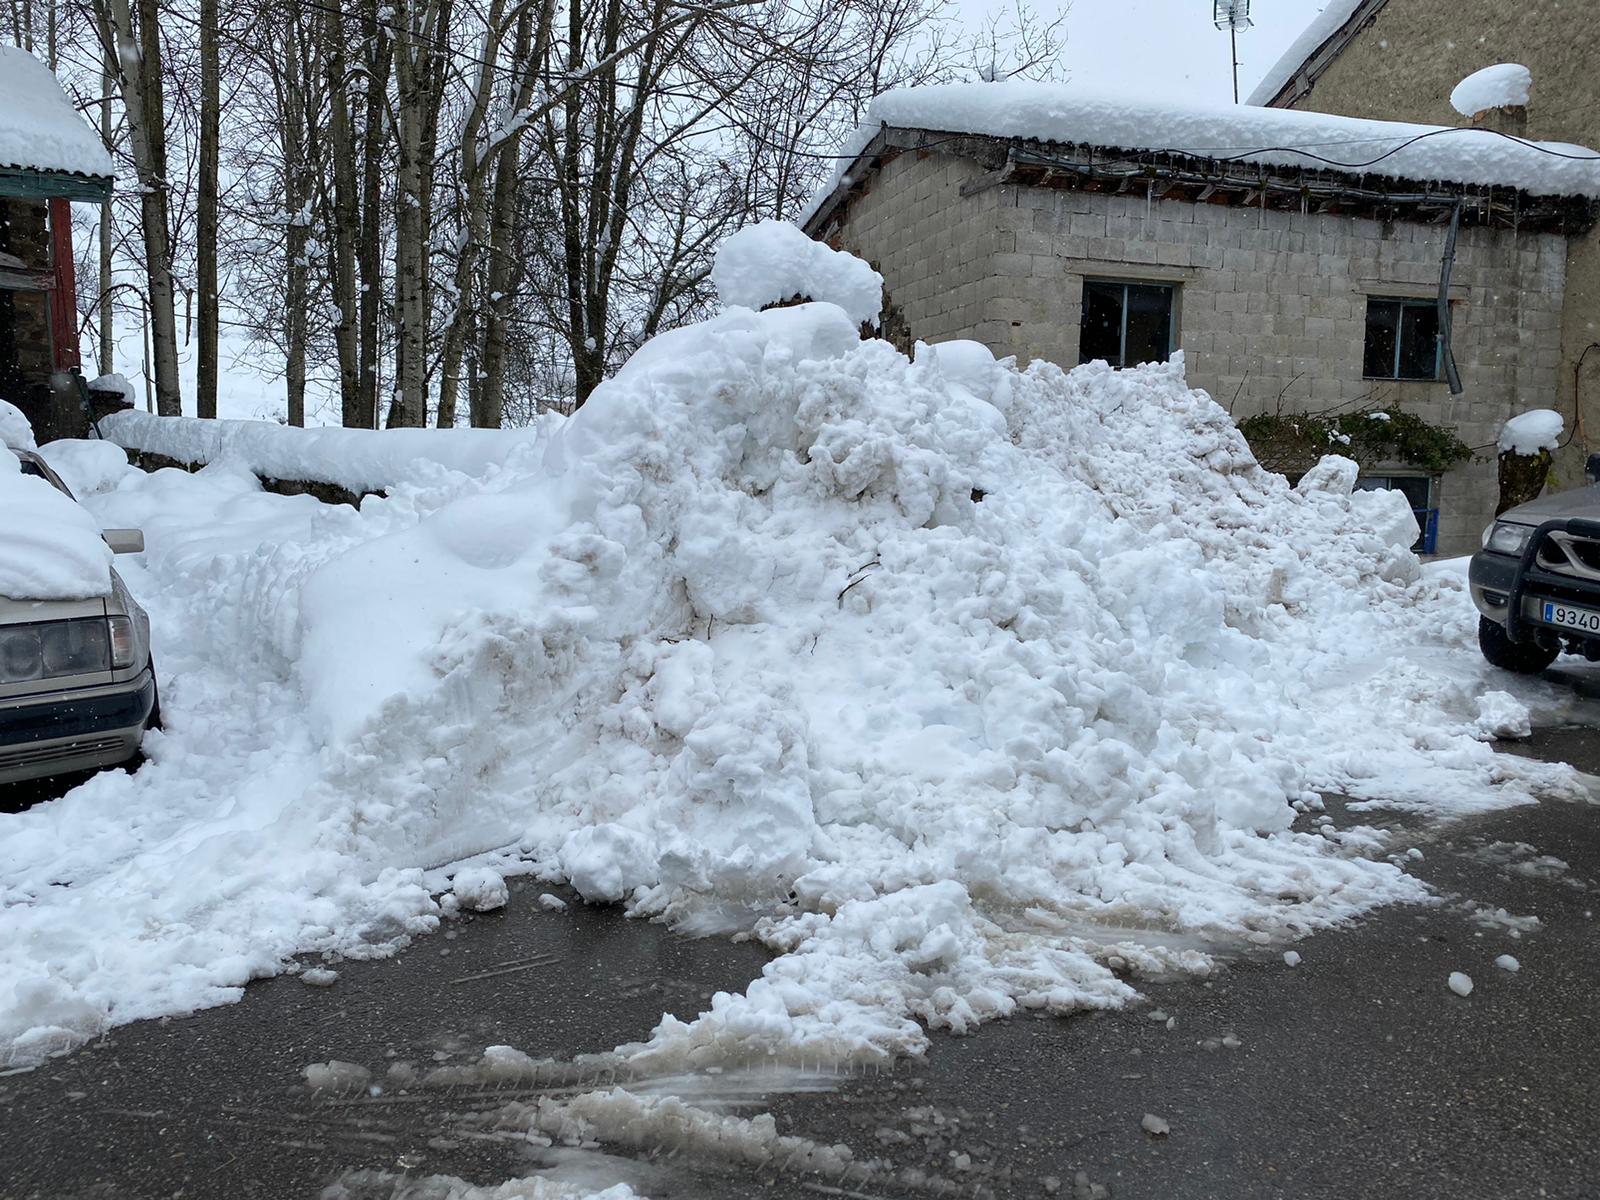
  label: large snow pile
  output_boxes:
[802,81,1600,224]
[100,409,550,494]
[0,435,113,601]
[1451,64,1533,118]
[711,219,883,326]
[0,46,115,178]
[1498,408,1563,455]
[0,292,1583,1067]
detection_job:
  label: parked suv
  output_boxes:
[1470,454,1600,673]
[1,447,158,784]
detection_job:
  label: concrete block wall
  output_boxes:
[825,152,1570,558]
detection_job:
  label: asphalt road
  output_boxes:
[3,728,1598,1199]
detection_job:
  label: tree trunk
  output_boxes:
[196,0,218,418]
[357,0,390,429]
[324,3,361,425]
[96,3,114,377]
[108,0,181,416]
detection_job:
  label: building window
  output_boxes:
[1080,280,1175,368]
[1364,298,1442,381]
[1355,474,1438,554]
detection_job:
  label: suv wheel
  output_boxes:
[1478,616,1559,675]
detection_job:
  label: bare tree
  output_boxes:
[101,0,181,415]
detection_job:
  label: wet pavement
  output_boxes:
[3,730,1599,1199]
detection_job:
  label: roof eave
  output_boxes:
[0,165,114,203]
[804,125,1600,239]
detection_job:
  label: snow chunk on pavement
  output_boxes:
[1448,971,1474,997]
[300,967,339,987]
[538,893,569,911]
[452,867,509,912]
[1474,690,1532,740]
[1451,64,1533,117]
[561,825,656,904]
[1283,950,1302,967]
[0,442,114,599]
[712,219,882,326]
[303,1060,372,1092]
[1495,954,1521,972]
[1141,1113,1171,1136]
[1498,409,1563,455]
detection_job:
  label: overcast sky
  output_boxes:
[968,0,1337,105]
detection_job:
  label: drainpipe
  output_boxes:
[1437,200,1464,396]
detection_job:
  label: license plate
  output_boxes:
[1541,600,1600,632]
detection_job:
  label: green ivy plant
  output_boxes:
[1239,404,1473,478]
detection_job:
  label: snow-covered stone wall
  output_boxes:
[816,150,1568,557]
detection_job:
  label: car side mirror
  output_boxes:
[1588,452,1600,486]
[103,528,145,555]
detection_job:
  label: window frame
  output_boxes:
[1362,296,1445,383]
[1079,278,1178,369]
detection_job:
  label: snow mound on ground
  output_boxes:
[712,220,882,326]
[39,438,138,497]
[1451,64,1533,118]
[1,398,37,450]
[1498,408,1563,455]
[0,443,113,599]
[1,303,1585,1068]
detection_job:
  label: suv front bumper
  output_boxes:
[0,669,156,785]
[1470,516,1600,650]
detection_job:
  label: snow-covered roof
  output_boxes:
[1245,0,1372,108]
[803,81,1600,222]
[0,46,114,180]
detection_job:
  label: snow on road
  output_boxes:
[1,283,1587,1071]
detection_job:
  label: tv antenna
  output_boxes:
[1213,0,1253,103]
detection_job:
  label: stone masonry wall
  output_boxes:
[824,150,1568,557]
[1269,0,1600,509]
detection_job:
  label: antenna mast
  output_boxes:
[1213,0,1254,103]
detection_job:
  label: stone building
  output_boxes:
[0,46,115,440]
[802,83,1600,556]
[1249,0,1600,521]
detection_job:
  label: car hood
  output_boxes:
[1501,484,1600,525]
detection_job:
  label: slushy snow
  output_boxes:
[1497,409,1563,455]
[1451,64,1533,118]
[0,248,1585,1069]
[711,219,883,327]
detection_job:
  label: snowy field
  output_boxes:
[2,257,1593,1082]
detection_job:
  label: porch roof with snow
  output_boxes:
[0,45,114,202]
[801,81,1600,240]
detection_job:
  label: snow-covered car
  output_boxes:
[1469,453,1600,673]
[1,446,158,785]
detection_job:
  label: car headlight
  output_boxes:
[0,619,116,684]
[1484,521,1534,557]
